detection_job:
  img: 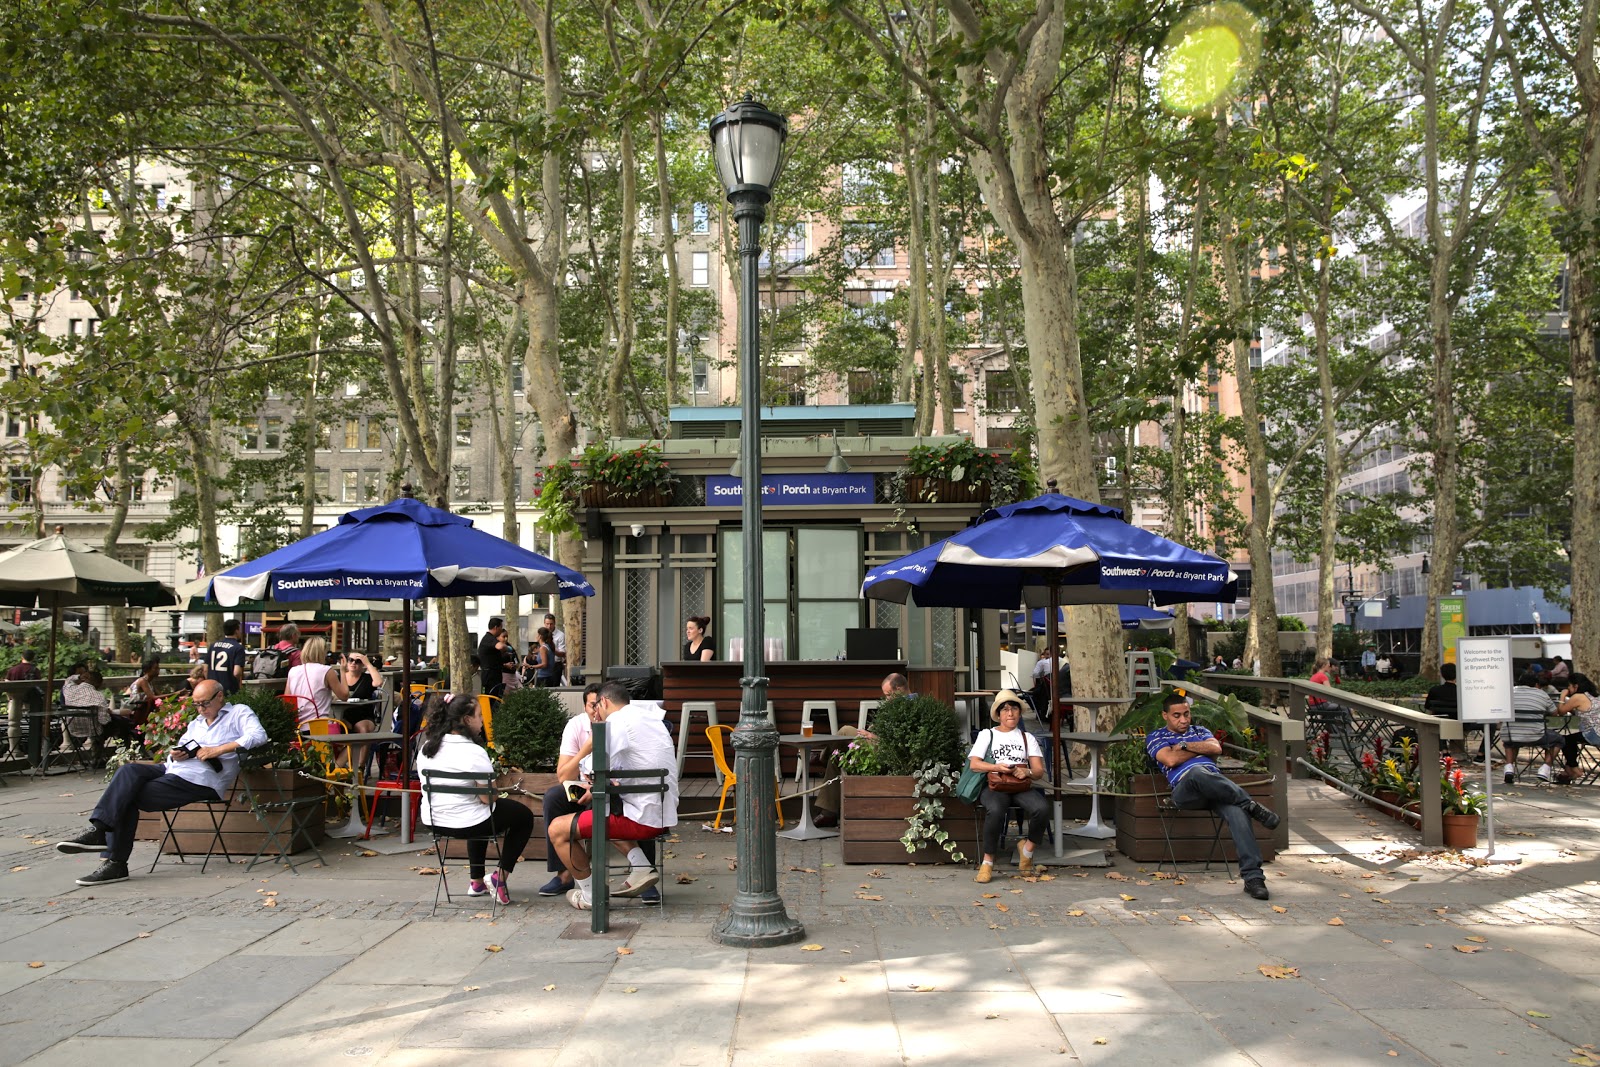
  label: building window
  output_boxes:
[455,416,472,448]
[453,465,472,498]
[4,413,19,437]
[986,370,1020,411]
[692,358,710,395]
[314,468,330,498]
[760,224,807,271]
[342,470,360,502]
[848,370,890,405]
[364,419,383,450]
[512,363,524,394]
[692,202,710,233]
[343,418,360,450]
[691,251,710,288]
[9,467,32,503]
[766,365,806,407]
[263,416,282,451]
[512,468,523,499]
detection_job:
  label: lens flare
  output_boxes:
[1158,3,1263,114]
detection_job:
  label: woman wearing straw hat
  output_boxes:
[969,689,1048,884]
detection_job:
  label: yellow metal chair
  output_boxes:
[477,694,500,746]
[706,724,784,831]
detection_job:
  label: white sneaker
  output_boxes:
[1535,764,1553,782]
[613,868,660,898]
[567,887,592,911]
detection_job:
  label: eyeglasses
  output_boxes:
[999,702,1023,712]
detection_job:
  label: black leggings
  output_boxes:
[979,786,1049,858]
[426,799,534,880]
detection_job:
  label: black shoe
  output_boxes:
[56,828,107,854]
[1245,802,1281,830]
[813,809,839,828]
[75,860,129,886]
[1243,879,1270,900]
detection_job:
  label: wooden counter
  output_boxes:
[663,660,910,778]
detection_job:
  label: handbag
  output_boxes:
[987,769,1033,793]
[954,731,992,803]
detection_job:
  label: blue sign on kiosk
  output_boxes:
[705,473,875,506]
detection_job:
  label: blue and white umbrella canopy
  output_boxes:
[210,497,594,607]
[1011,604,1176,633]
[861,493,1233,609]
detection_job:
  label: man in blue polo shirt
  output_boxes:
[1146,690,1281,901]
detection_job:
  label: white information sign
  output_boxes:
[1457,636,1514,723]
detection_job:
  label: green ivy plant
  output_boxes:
[900,759,966,863]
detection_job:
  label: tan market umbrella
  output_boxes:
[0,530,174,756]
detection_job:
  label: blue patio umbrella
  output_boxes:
[1013,605,1176,632]
[862,491,1232,804]
[209,496,594,840]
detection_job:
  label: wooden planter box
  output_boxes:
[434,771,557,863]
[136,767,328,857]
[903,476,989,505]
[581,486,670,509]
[840,774,974,865]
[1113,772,1278,863]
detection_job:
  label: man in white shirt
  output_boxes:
[544,613,568,684]
[55,680,267,886]
[548,681,679,910]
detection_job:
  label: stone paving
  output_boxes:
[1,764,1597,1065]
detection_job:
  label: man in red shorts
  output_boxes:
[549,680,680,910]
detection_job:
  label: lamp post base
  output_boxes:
[710,905,807,948]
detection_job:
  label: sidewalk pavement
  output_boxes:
[1,766,1596,1067]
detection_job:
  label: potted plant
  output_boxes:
[1439,757,1485,849]
[839,694,970,864]
[580,443,676,508]
[900,440,1004,504]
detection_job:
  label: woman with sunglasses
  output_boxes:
[969,689,1047,883]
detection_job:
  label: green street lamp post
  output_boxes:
[708,96,805,948]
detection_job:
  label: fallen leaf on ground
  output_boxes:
[27,962,43,969]
[1363,887,1379,894]
[982,892,999,898]
[856,894,884,901]
[1258,965,1299,979]
[416,868,439,876]
[1382,939,1394,944]
[543,984,556,991]
[1119,894,1136,901]
[1106,871,1130,880]
[616,947,633,955]
[359,850,377,857]
[1424,943,1434,949]
[996,904,1010,913]
[676,874,696,884]
[985,1013,1000,1020]
[1271,905,1288,914]
[463,985,479,991]
[262,899,277,908]
[1067,909,1086,917]
[694,852,707,859]
[1453,945,1482,954]
[801,944,823,951]
[9,866,28,872]
[473,913,492,919]
[136,932,152,938]
[1327,917,1345,926]
[1136,880,1152,886]
[485,945,503,953]
[1386,1051,1399,1057]
[1093,1038,1108,1045]
[788,866,818,873]
[623,986,638,993]
[1527,1010,1551,1018]
[728,862,737,871]
[1177,915,1194,923]
[1465,935,1488,943]
[30,840,47,845]
[1009,888,1024,894]
[912,985,936,992]
[870,869,884,877]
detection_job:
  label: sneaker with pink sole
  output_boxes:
[487,870,511,905]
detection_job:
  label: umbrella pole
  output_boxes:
[37,605,59,775]
[400,599,414,844]
[1048,580,1064,858]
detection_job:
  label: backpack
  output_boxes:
[253,647,290,679]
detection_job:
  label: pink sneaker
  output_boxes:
[466,878,488,897]
[487,869,511,905]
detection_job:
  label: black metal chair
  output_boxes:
[149,797,235,874]
[419,768,504,917]
[589,768,671,909]
[239,766,328,874]
[1146,756,1232,878]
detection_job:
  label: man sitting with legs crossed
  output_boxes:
[548,681,679,910]
[1146,690,1281,901]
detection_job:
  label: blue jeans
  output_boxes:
[91,762,222,864]
[1170,765,1263,881]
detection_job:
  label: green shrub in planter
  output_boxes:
[494,686,568,771]
[869,695,965,776]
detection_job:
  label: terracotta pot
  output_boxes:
[1374,789,1400,814]
[1441,812,1479,849]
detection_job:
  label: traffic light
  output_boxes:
[1386,593,1400,609]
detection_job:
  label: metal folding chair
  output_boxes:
[420,768,503,917]
[239,767,327,873]
[1146,757,1232,878]
[150,798,235,873]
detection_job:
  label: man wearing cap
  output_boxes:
[968,689,1047,884]
[1146,690,1280,900]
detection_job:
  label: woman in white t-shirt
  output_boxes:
[968,689,1048,884]
[416,693,535,905]
[283,636,351,725]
